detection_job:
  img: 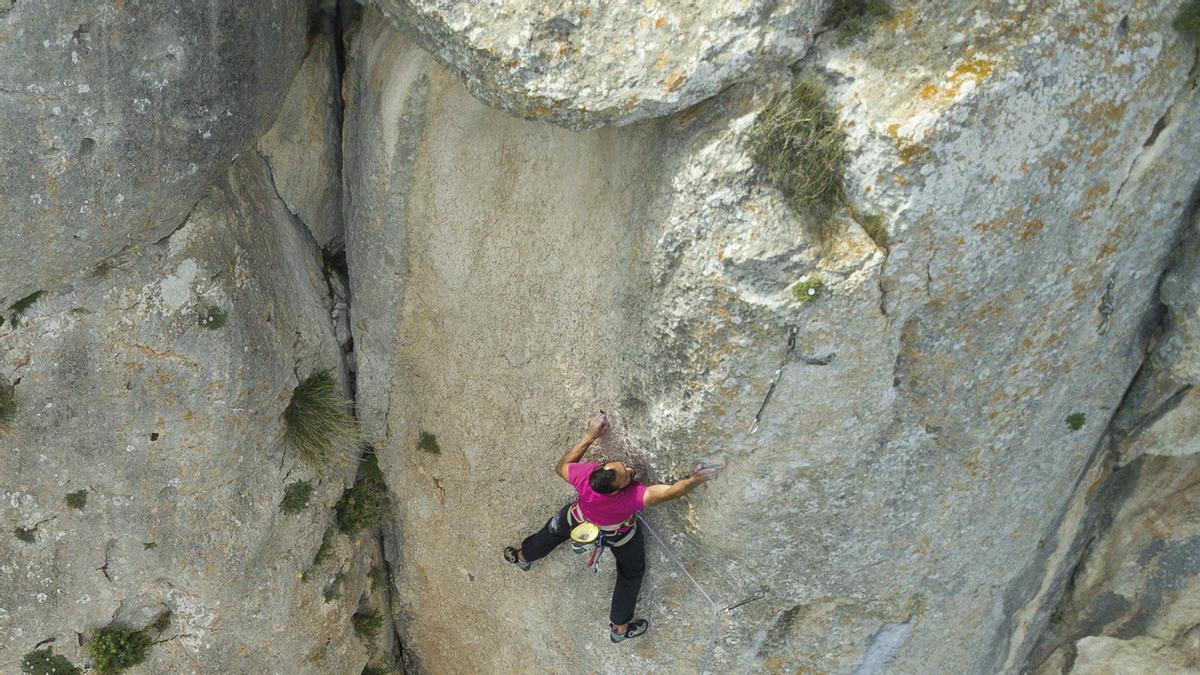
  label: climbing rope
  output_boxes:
[749,326,835,434]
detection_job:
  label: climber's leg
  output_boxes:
[608,527,646,627]
[515,502,573,563]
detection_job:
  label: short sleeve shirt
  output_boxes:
[566,462,647,527]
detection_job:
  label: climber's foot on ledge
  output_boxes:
[610,618,648,643]
[504,546,531,571]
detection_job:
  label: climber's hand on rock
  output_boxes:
[587,412,608,439]
[692,464,723,481]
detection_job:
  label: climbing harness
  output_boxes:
[566,503,637,575]
[1098,274,1116,335]
[749,326,836,434]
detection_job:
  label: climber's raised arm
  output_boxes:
[555,413,608,481]
[643,465,720,507]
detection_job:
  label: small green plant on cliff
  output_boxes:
[368,566,387,589]
[14,527,35,544]
[824,0,894,42]
[416,431,440,454]
[792,277,825,303]
[20,647,80,675]
[284,371,359,473]
[1175,0,1200,46]
[335,455,389,534]
[352,609,384,641]
[1065,413,1086,431]
[859,213,889,249]
[84,626,152,674]
[7,291,43,327]
[0,375,16,425]
[361,664,398,675]
[279,480,313,514]
[747,78,847,243]
[64,489,88,511]
[197,305,227,330]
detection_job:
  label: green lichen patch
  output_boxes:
[8,290,43,327]
[747,78,847,243]
[285,371,360,473]
[20,647,80,675]
[197,305,228,330]
[1176,0,1200,46]
[64,489,88,511]
[280,480,313,514]
[352,609,384,641]
[416,431,441,454]
[13,527,35,544]
[85,626,152,674]
[1065,413,1086,431]
[0,375,16,425]
[792,277,825,303]
[824,0,894,42]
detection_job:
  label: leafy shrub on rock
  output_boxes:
[335,454,390,534]
[85,626,152,674]
[280,480,313,514]
[21,647,80,675]
[352,609,384,641]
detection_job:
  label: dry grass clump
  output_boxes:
[747,78,847,243]
[284,371,359,473]
[824,0,894,42]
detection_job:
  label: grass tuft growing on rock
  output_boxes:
[824,0,894,42]
[747,78,847,243]
[284,371,359,473]
[859,213,889,249]
[85,626,152,674]
[335,454,390,534]
[1066,413,1086,431]
[352,609,384,641]
[21,647,80,675]
[1176,0,1200,45]
[279,480,313,514]
[65,489,88,511]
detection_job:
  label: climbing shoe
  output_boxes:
[609,618,648,643]
[503,546,531,571]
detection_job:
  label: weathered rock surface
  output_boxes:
[259,19,346,247]
[345,3,1200,673]
[0,156,368,673]
[370,0,822,129]
[1156,216,1200,383]
[0,0,307,306]
[1069,635,1199,674]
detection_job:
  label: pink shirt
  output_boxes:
[567,462,647,527]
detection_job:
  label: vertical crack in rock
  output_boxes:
[998,169,1200,672]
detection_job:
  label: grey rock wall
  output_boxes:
[369,0,823,128]
[344,2,1200,673]
[0,155,367,674]
[0,0,306,306]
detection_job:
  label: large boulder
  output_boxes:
[0,156,368,673]
[369,0,822,129]
[0,0,307,306]
[344,1,1200,672]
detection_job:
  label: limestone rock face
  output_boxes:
[1156,217,1200,384]
[1070,636,1199,675]
[259,23,345,247]
[344,3,1200,673]
[0,0,306,305]
[369,0,822,129]
[0,156,366,673]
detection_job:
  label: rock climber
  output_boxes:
[504,412,720,643]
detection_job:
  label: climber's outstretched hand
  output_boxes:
[691,464,723,481]
[587,411,608,439]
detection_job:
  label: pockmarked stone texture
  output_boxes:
[369,0,822,129]
[0,0,306,306]
[0,156,368,673]
[259,21,345,248]
[1069,635,1199,674]
[344,2,1200,672]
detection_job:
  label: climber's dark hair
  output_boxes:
[589,466,620,494]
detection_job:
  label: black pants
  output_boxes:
[519,503,646,626]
